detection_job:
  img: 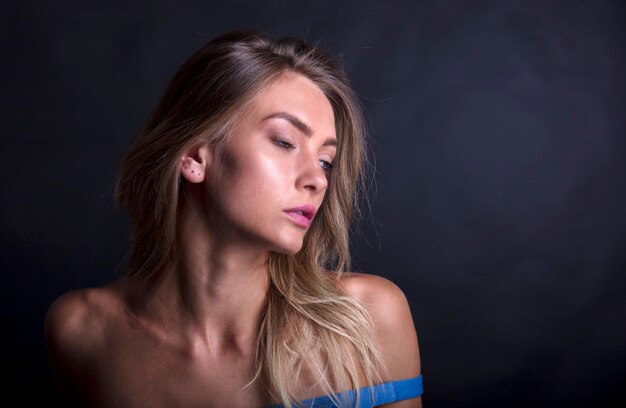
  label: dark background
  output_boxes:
[2,0,625,406]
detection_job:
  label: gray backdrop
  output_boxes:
[2,0,625,406]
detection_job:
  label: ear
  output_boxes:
[180,143,211,184]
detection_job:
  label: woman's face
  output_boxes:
[203,72,337,254]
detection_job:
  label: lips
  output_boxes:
[284,204,316,228]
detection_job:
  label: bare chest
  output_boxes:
[80,327,270,408]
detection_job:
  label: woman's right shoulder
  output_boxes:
[44,283,123,362]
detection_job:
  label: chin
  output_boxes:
[275,245,303,256]
[271,236,304,255]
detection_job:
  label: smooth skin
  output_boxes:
[45,72,422,407]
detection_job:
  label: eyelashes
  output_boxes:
[272,137,334,172]
[320,160,333,171]
[273,139,295,150]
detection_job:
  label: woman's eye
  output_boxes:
[273,138,295,149]
[320,160,334,172]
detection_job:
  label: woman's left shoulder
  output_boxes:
[339,272,421,381]
[338,272,411,320]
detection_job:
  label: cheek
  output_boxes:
[215,151,290,212]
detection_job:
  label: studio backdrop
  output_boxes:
[1,1,625,407]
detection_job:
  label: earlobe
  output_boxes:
[180,144,211,184]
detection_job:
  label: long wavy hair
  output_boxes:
[116,30,382,407]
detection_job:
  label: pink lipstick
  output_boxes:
[284,204,316,228]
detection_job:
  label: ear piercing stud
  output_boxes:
[182,164,200,176]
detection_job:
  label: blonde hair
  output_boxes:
[116,30,382,406]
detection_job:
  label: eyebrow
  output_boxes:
[263,112,337,147]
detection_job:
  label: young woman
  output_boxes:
[44,30,423,408]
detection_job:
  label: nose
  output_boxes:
[296,155,328,194]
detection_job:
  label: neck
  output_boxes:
[127,188,271,353]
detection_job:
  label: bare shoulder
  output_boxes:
[339,272,408,312]
[45,287,108,354]
[338,273,415,336]
[44,283,124,386]
[339,273,421,385]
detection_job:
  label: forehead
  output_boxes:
[242,73,336,138]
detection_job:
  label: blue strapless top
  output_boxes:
[268,374,423,407]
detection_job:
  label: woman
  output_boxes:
[44,30,423,407]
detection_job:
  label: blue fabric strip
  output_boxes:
[268,375,423,408]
